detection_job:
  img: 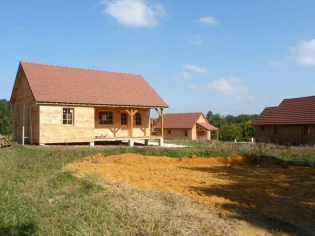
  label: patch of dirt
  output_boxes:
[65,153,315,235]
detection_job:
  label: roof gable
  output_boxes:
[252,96,315,125]
[12,62,168,108]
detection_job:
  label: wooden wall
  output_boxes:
[94,107,150,138]
[11,76,39,144]
[255,125,315,145]
[197,115,207,123]
[156,128,193,140]
[39,105,94,144]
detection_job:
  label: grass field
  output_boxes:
[0,142,315,235]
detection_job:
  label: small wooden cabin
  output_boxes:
[10,62,168,146]
[155,112,218,140]
[252,96,315,145]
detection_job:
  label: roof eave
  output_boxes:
[36,101,168,109]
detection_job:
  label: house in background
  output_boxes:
[155,112,218,141]
[10,62,168,146]
[252,96,315,145]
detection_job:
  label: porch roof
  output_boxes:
[197,122,219,131]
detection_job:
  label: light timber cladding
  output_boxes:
[94,107,150,138]
[157,129,192,140]
[11,75,39,144]
[39,106,94,144]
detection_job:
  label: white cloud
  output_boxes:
[190,76,248,94]
[292,39,315,66]
[191,39,203,46]
[174,72,191,81]
[199,16,218,25]
[102,0,166,27]
[183,64,208,75]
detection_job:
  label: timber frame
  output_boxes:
[10,61,169,146]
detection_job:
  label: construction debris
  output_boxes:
[0,138,11,148]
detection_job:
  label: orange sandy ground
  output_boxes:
[65,153,315,232]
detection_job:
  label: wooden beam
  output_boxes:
[155,108,162,116]
[22,104,25,145]
[29,105,33,144]
[160,108,164,137]
[155,108,164,137]
[126,109,138,137]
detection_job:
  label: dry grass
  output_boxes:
[85,175,233,236]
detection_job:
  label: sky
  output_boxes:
[1,0,315,116]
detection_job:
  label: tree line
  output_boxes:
[206,111,257,142]
[0,99,12,137]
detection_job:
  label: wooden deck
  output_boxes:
[94,136,163,146]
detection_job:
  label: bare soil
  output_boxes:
[65,153,315,235]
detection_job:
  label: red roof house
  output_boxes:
[252,96,315,145]
[155,112,218,140]
[10,62,168,146]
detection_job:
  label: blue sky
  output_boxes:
[1,0,315,116]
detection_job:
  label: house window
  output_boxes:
[121,113,127,125]
[184,130,188,137]
[261,126,264,131]
[304,125,311,135]
[99,111,113,124]
[135,112,142,125]
[274,125,278,135]
[168,130,171,134]
[63,108,74,125]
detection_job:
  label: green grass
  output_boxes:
[1,142,314,235]
[0,144,226,235]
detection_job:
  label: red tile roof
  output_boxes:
[252,96,315,125]
[197,122,219,131]
[155,112,218,130]
[12,62,168,108]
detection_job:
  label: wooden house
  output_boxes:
[252,96,315,145]
[155,112,218,140]
[10,62,168,146]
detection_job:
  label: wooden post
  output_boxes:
[207,131,211,140]
[216,130,219,141]
[130,109,134,137]
[22,104,25,145]
[160,108,164,137]
[126,109,137,137]
[155,108,164,137]
[29,105,33,144]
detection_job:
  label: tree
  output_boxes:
[0,99,12,137]
[205,110,257,142]
[220,123,242,141]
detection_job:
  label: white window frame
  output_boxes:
[62,108,74,126]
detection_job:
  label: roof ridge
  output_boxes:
[282,95,315,101]
[20,61,141,76]
[164,112,203,115]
